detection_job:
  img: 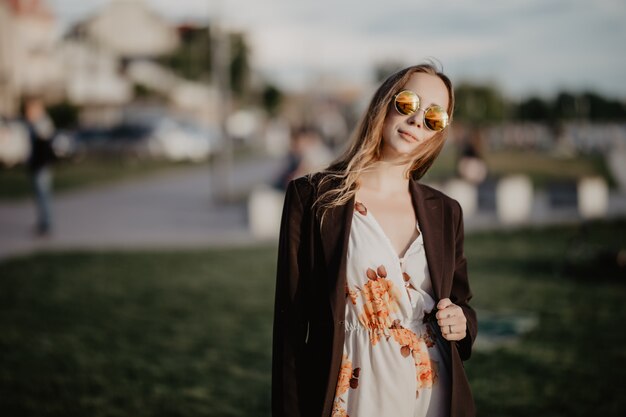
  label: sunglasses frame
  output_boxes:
[393,90,449,132]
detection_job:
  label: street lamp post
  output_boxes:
[210,2,234,203]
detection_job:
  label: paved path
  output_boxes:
[2,156,626,260]
[0,156,284,260]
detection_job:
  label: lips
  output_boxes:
[398,129,418,142]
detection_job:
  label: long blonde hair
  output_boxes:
[314,63,455,220]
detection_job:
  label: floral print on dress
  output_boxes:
[390,319,438,397]
[344,271,439,398]
[358,265,401,345]
[415,351,438,395]
[424,323,437,348]
[402,271,418,301]
[333,354,360,417]
[333,200,450,416]
[344,282,359,305]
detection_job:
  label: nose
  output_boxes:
[407,108,424,128]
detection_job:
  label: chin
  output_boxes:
[382,143,418,159]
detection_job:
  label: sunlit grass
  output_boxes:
[1,218,625,416]
[426,147,613,188]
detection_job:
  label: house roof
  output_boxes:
[2,0,53,20]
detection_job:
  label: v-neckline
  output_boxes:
[354,200,422,262]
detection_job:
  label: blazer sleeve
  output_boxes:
[272,180,307,417]
[450,200,478,360]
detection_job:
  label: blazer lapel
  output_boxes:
[319,193,355,324]
[409,178,445,300]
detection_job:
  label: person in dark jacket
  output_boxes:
[23,96,56,236]
[273,63,477,417]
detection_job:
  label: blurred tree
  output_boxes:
[581,92,626,121]
[159,24,213,81]
[158,25,251,99]
[554,92,578,120]
[261,83,283,117]
[454,83,506,123]
[514,92,626,122]
[229,32,250,99]
[516,97,552,121]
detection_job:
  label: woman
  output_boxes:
[272,63,477,417]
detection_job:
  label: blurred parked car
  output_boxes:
[72,123,153,159]
[73,116,221,162]
[148,118,222,162]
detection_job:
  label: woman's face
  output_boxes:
[380,72,449,160]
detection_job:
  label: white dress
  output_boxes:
[331,201,451,417]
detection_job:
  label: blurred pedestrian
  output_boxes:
[23,96,56,236]
[456,126,487,184]
[273,63,477,417]
[273,126,333,190]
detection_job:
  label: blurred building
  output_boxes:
[79,0,179,58]
[0,0,62,116]
[62,0,181,124]
[1,0,237,129]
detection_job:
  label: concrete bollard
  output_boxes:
[248,186,284,239]
[496,175,533,224]
[443,179,478,218]
[578,176,609,219]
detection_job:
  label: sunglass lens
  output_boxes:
[424,105,449,131]
[395,91,419,115]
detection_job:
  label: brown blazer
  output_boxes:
[272,172,477,417]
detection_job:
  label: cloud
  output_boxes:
[46,0,626,97]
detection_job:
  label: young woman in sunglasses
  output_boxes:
[273,63,476,417]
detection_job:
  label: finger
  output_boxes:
[437,315,466,329]
[441,323,455,339]
[436,303,460,320]
[445,323,464,334]
[437,298,452,310]
[437,316,464,327]
[437,306,466,326]
[435,301,453,320]
[441,323,467,339]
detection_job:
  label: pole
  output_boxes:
[210,1,233,202]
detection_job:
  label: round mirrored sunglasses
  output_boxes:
[393,90,449,132]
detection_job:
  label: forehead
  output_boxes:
[401,72,449,108]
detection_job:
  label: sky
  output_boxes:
[46,0,626,99]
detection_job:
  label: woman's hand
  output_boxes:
[436,298,467,341]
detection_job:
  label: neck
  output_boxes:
[358,159,411,193]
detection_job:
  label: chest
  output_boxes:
[354,191,420,258]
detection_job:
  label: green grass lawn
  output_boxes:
[1,219,625,416]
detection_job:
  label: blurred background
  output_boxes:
[1,0,625,416]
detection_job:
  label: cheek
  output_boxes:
[423,131,439,142]
[381,114,398,142]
